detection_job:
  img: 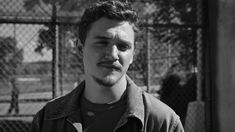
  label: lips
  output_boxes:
[97,61,121,71]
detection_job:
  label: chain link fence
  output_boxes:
[0,0,207,131]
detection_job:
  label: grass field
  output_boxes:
[0,75,77,122]
[0,91,52,118]
[0,75,77,95]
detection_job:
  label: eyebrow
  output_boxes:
[94,35,112,40]
[95,35,133,46]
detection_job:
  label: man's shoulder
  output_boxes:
[45,84,84,108]
[37,87,82,120]
[46,95,66,109]
[142,92,184,131]
[142,91,179,120]
[127,77,179,119]
[38,93,71,116]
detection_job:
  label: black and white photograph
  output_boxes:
[0,0,234,132]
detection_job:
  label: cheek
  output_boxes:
[83,49,94,66]
[83,48,100,65]
[83,46,94,59]
[129,55,133,64]
[121,53,134,66]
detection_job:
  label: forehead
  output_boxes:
[87,17,135,40]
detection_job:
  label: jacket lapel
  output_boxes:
[45,81,85,120]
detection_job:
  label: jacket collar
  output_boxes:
[45,76,145,128]
[122,76,145,127]
[45,82,85,120]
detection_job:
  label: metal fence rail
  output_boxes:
[0,0,207,131]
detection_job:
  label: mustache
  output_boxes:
[97,61,122,71]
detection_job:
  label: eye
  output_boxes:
[117,43,131,51]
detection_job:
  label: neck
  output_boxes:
[84,75,127,104]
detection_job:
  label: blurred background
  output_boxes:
[1,0,234,132]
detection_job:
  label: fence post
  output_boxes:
[51,3,60,98]
[146,19,151,92]
[185,0,205,132]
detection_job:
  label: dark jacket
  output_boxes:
[31,77,184,132]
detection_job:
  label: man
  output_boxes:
[7,77,19,115]
[31,1,184,132]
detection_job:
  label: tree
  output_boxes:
[152,0,198,69]
[0,37,23,81]
[130,0,199,79]
[23,0,96,54]
[23,0,95,77]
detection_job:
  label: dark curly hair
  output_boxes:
[78,0,139,45]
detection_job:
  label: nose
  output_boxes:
[104,45,119,60]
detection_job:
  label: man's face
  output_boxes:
[83,17,135,86]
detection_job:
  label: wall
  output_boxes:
[216,0,235,131]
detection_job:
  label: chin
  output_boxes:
[93,75,122,87]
